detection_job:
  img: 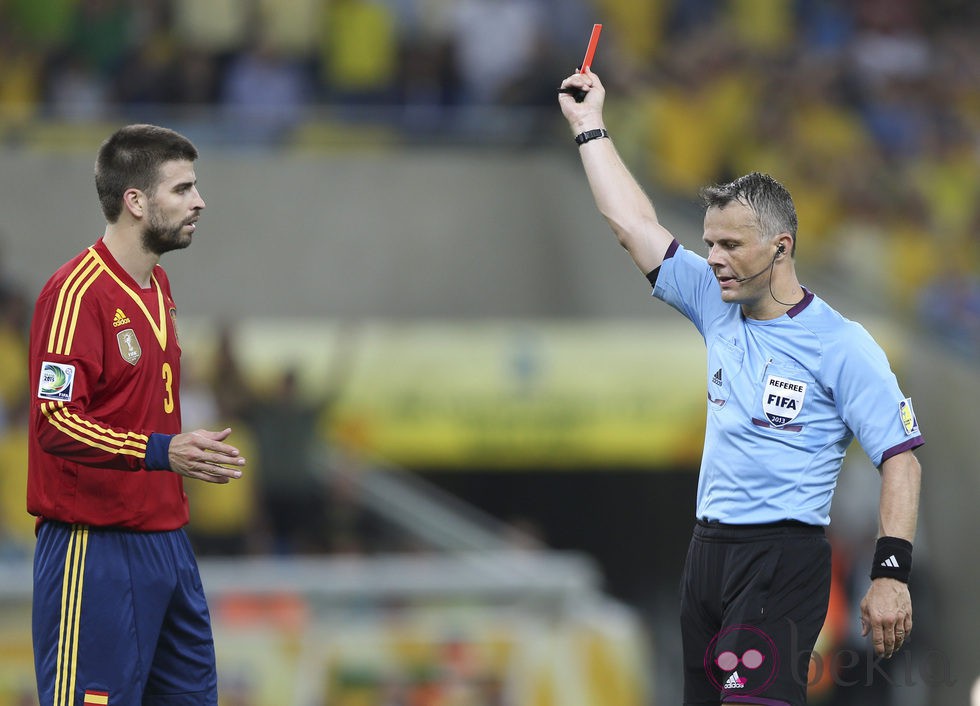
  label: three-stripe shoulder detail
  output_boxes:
[46,251,104,356]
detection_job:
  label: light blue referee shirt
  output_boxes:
[650,240,924,526]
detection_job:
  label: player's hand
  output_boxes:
[168,427,246,484]
[860,577,912,658]
[558,68,606,132]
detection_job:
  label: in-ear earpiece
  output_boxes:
[776,244,786,256]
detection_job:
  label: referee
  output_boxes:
[559,70,923,706]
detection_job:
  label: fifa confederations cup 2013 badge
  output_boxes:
[37,361,76,402]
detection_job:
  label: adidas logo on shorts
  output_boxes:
[724,671,746,690]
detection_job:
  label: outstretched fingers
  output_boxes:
[168,428,246,483]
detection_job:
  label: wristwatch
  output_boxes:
[574,128,609,146]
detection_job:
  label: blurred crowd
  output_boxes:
[590,0,980,355]
[1,0,979,555]
[0,0,593,140]
[0,246,31,560]
[2,0,979,348]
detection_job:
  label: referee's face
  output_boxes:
[142,159,206,256]
[703,202,773,306]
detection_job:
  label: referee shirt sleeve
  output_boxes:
[825,322,924,467]
[648,241,720,339]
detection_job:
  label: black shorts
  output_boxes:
[680,520,832,706]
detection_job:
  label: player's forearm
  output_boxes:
[878,450,921,542]
[34,401,166,472]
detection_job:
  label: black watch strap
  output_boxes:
[574,128,609,145]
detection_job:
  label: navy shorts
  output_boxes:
[32,522,218,705]
[680,520,832,706]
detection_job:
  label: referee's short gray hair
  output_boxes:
[699,172,798,255]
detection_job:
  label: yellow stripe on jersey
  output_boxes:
[63,263,102,355]
[43,402,149,443]
[87,248,169,350]
[47,253,94,353]
[48,253,102,356]
[54,525,88,706]
[42,402,148,458]
[46,246,171,356]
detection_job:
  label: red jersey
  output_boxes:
[28,238,188,530]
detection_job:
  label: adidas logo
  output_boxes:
[881,555,900,568]
[712,368,723,386]
[112,308,131,327]
[724,671,746,690]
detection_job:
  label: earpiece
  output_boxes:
[734,242,789,283]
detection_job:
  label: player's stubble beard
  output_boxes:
[141,205,195,255]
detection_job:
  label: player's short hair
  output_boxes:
[95,124,199,222]
[700,172,798,255]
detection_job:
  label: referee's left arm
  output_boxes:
[860,449,922,659]
[877,449,921,542]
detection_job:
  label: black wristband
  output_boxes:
[575,128,609,146]
[870,536,913,583]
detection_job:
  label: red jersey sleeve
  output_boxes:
[31,288,160,471]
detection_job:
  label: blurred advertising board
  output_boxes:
[0,553,650,706]
[184,319,707,470]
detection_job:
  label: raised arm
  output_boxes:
[558,69,676,275]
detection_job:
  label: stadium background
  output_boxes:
[0,0,978,704]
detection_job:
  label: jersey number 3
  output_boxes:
[161,362,175,414]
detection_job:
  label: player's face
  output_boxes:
[703,202,773,306]
[142,160,205,255]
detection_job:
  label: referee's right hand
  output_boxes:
[558,68,606,132]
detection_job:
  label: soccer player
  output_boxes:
[28,124,246,705]
[558,70,923,706]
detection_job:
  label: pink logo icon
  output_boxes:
[716,648,766,672]
[703,624,779,697]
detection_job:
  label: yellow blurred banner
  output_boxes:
[329,315,909,470]
[191,319,708,470]
[329,321,705,469]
